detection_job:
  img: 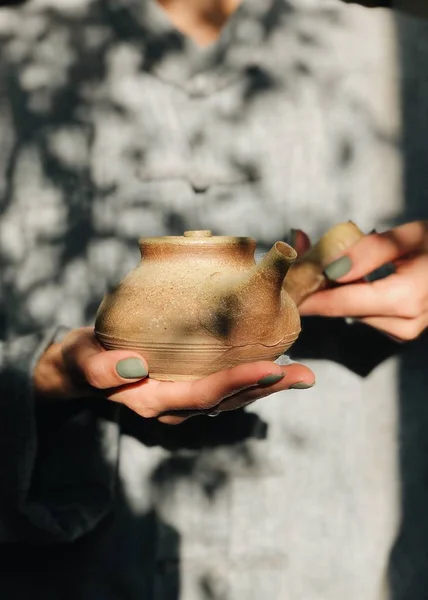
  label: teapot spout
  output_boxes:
[252,241,297,293]
[201,240,300,350]
[226,241,299,345]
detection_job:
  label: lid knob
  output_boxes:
[183,230,212,237]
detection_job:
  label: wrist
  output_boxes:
[33,342,79,402]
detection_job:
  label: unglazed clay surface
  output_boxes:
[95,230,301,380]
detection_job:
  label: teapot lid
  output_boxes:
[139,230,255,247]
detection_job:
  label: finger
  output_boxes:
[323,221,428,283]
[216,362,315,412]
[156,362,316,424]
[300,253,428,318]
[359,314,428,342]
[108,361,289,417]
[62,327,149,390]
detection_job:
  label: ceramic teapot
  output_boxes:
[95,230,301,381]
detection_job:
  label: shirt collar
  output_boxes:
[109,0,291,95]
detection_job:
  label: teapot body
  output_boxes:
[95,231,300,380]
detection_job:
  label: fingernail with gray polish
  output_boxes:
[324,256,352,281]
[289,382,315,390]
[116,358,148,379]
[258,373,285,386]
[364,262,396,283]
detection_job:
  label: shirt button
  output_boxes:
[189,170,210,193]
[185,74,212,98]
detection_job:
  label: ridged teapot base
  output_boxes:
[94,330,300,381]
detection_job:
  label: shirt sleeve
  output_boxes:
[0,327,119,543]
[343,0,428,19]
[394,0,428,17]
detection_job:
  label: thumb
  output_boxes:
[62,327,149,390]
[322,222,427,283]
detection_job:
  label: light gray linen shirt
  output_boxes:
[1,0,428,598]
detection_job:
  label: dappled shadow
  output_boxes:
[0,0,192,335]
